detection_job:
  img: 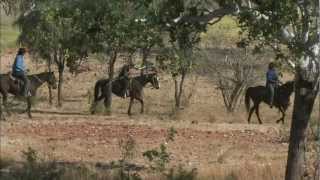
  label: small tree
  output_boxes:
[73,0,149,114]
[205,48,261,112]
[16,0,88,106]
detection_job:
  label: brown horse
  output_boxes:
[245,81,294,124]
[0,72,57,118]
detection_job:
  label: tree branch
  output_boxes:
[174,5,236,25]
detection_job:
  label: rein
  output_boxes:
[32,75,44,83]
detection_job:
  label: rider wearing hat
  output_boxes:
[266,62,279,108]
[12,48,30,97]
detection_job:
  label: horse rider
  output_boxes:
[118,63,135,98]
[266,62,279,108]
[12,48,30,97]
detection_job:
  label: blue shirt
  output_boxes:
[12,55,26,73]
[266,69,278,84]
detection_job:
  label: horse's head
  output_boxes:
[146,72,160,89]
[48,72,57,89]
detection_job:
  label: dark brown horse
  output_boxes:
[0,72,57,118]
[91,72,160,115]
[245,81,294,124]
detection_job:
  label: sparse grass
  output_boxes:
[201,16,241,48]
[0,13,19,52]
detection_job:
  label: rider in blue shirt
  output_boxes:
[266,62,279,108]
[12,48,30,97]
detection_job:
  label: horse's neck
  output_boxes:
[30,73,47,87]
[279,85,293,97]
[135,76,149,86]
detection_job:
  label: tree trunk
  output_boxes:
[48,56,53,105]
[57,65,64,107]
[142,47,151,66]
[285,71,318,180]
[105,51,117,115]
[316,120,320,180]
[316,101,320,179]
[174,71,186,108]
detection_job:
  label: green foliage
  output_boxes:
[166,127,178,142]
[143,144,171,172]
[201,16,240,47]
[16,0,88,60]
[143,127,177,172]
[238,1,319,59]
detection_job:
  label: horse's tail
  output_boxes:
[94,79,105,102]
[245,88,251,113]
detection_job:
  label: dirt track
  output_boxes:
[1,114,288,171]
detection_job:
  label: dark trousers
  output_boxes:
[267,83,275,105]
[13,72,29,96]
[122,79,130,98]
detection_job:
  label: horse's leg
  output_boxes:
[255,103,263,124]
[90,99,100,114]
[128,97,134,116]
[0,97,4,121]
[248,106,255,124]
[276,107,285,124]
[2,94,10,116]
[26,97,32,118]
[136,97,144,114]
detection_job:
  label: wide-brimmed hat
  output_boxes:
[17,48,26,55]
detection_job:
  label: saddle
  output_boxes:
[9,72,27,95]
[9,72,23,85]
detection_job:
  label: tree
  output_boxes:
[16,0,88,106]
[73,0,150,114]
[204,48,261,112]
[236,1,320,179]
[143,0,210,108]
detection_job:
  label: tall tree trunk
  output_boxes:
[174,70,186,108]
[48,56,53,105]
[105,51,117,115]
[142,47,151,66]
[285,70,318,180]
[316,1,320,178]
[316,100,320,180]
[57,64,64,107]
[54,50,65,107]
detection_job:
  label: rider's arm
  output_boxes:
[267,70,278,83]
